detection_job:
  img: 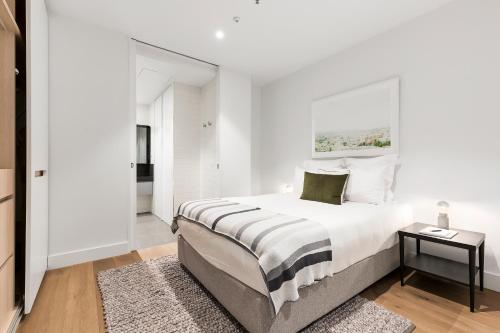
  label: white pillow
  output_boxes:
[293,167,305,198]
[344,155,398,203]
[303,158,345,173]
[344,167,386,204]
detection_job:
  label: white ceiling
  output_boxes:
[136,44,216,105]
[46,0,454,85]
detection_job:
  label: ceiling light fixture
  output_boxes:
[215,30,225,40]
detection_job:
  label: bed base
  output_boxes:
[178,235,400,333]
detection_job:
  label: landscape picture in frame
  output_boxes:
[311,77,399,158]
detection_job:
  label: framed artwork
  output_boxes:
[312,77,399,158]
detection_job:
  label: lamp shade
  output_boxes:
[437,201,450,215]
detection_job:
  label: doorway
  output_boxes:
[132,40,218,250]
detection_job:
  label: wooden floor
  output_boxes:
[18,243,500,333]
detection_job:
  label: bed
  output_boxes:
[175,192,412,333]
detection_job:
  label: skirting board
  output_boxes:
[48,241,129,269]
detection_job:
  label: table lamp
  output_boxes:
[437,201,450,229]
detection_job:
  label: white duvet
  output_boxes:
[178,193,412,295]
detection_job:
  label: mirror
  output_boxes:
[136,125,151,164]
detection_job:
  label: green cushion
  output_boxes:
[300,172,348,205]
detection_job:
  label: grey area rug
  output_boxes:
[97,255,415,333]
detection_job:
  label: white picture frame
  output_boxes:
[311,77,399,158]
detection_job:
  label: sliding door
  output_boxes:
[25,0,49,313]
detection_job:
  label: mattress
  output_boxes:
[178,193,412,295]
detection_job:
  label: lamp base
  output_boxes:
[437,214,449,229]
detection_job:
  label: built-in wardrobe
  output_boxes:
[0,0,20,332]
[1,0,49,330]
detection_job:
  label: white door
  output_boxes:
[25,0,49,313]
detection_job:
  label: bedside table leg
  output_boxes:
[399,234,405,286]
[479,242,484,292]
[469,248,476,312]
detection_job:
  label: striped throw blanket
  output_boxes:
[172,198,334,316]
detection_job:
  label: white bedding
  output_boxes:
[178,193,412,295]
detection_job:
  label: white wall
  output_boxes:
[150,85,174,222]
[200,78,218,198]
[48,14,131,268]
[173,83,202,211]
[136,104,151,126]
[251,86,262,195]
[259,0,500,290]
[217,68,252,197]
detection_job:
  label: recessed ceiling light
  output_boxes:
[215,30,225,40]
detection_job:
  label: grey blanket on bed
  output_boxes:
[172,198,334,316]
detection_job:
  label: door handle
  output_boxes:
[34,170,46,177]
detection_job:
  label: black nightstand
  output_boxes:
[398,222,485,312]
